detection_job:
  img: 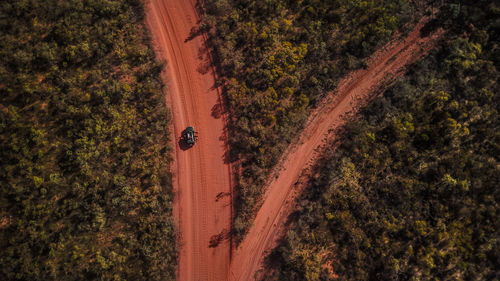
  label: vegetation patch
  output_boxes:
[201,0,421,240]
[264,2,499,280]
[0,0,176,280]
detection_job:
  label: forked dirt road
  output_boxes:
[146,1,231,281]
[146,1,441,279]
[229,19,443,281]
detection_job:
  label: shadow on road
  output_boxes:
[178,137,193,151]
[209,228,231,248]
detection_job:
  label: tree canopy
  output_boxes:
[0,0,176,280]
[265,2,499,280]
[201,0,421,240]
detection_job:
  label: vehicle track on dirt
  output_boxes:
[146,1,231,280]
[229,19,443,281]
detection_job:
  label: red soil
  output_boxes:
[145,1,232,281]
[229,19,443,281]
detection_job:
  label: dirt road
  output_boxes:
[229,19,442,281]
[145,1,231,280]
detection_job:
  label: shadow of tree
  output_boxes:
[211,102,223,119]
[209,228,231,248]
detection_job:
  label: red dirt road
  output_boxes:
[229,20,443,281]
[146,1,231,281]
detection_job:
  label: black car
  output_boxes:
[182,126,198,147]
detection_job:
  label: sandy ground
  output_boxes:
[145,1,232,280]
[229,19,443,281]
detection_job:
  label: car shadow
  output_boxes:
[178,136,192,151]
